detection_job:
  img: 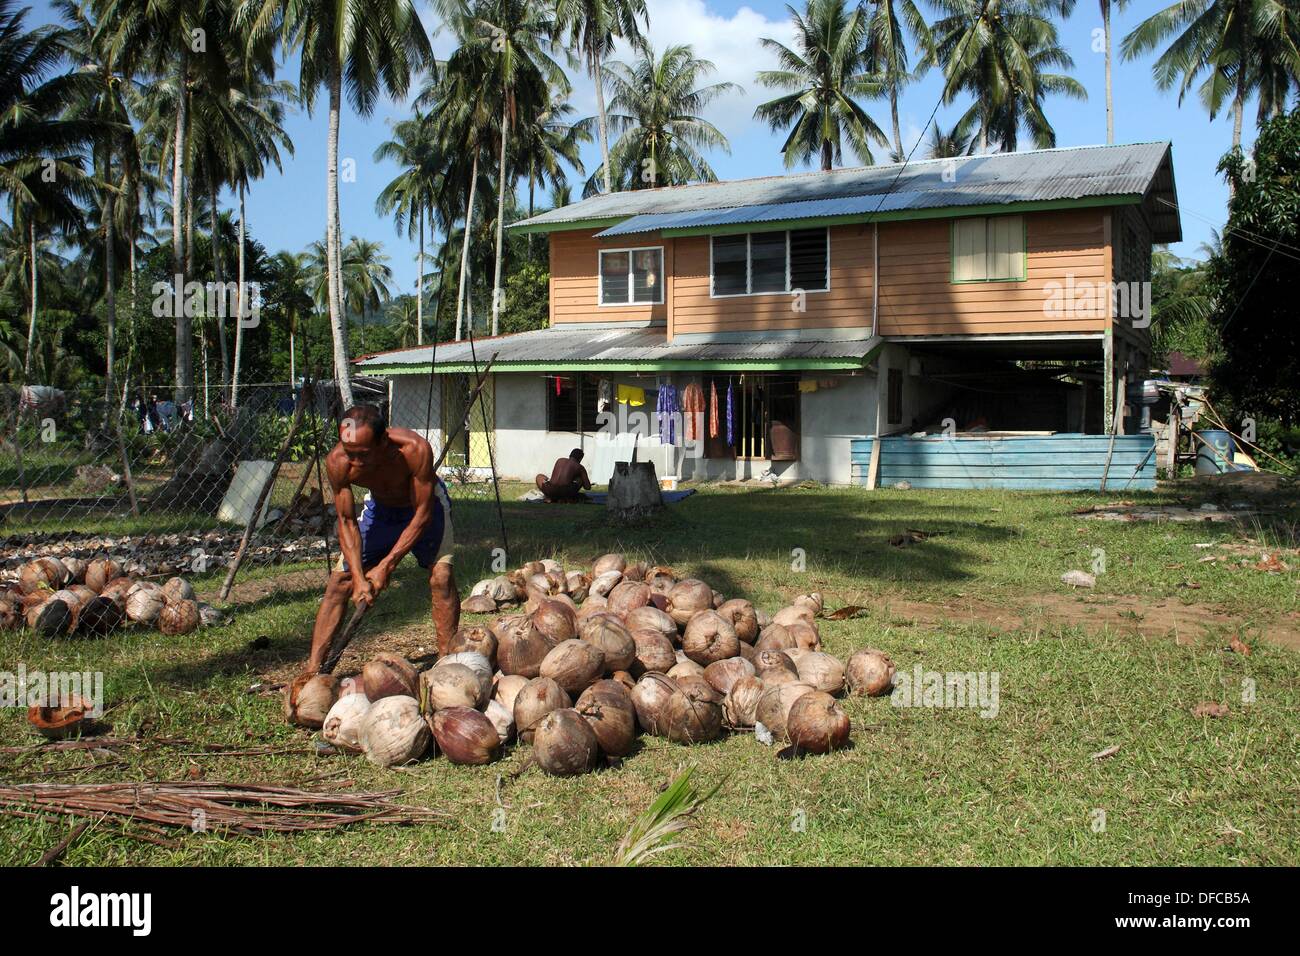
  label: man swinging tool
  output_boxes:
[305,405,459,671]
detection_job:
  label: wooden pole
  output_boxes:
[217,381,312,601]
[115,418,139,516]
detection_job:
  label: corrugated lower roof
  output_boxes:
[355,327,883,374]
[513,142,1181,242]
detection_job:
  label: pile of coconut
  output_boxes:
[285,553,896,774]
[0,556,221,638]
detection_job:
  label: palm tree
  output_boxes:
[863,0,932,159]
[342,236,393,355]
[266,250,313,384]
[237,0,432,408]
[375,111,440,346]
[513,90,588,221]
[597,43,739,190]
[930,0,1084,152]
[923,117,975,158]
[1122,0,1300,151]
[553,0,648,194]
[755,0,886,170]
[387,295,422,348]
[0,0,99,380]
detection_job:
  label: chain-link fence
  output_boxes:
[0,377,503,581]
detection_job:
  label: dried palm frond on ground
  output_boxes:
[0,781,447,835]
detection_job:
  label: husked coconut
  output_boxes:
[589,570,623,598]
[787,691,850,753]
[513,677,571,743]
[323,694,371,752]
[533,708,599,776]
[484,699,516,744]
[631,630,677,675]
[448,625,498,665]
[576,679,637,757]
[531,599,577,644]
[284,673,339,728]
[631,674,677,735]
[754,623,795,651]
[579,614,636,672]
[846,648,896,697]
[492,674,529,713]
[682,610,739,665]
[421,663,486,711]
[716,599,759,643]
[496,619,552,678]
[625,605,676,644]
[724,676,765,728]
[84,558,122,594]
[363,652,420,701]
[432,707,501,764]
[704,656,755,696]
[668,659,704,681]
[607,580,651,615]
[361,695,430,766]
[158,599,200,636]
[666,579,713,626]
[161,576,194,604]
[796,652,846,695]
[540,639,604,695]
[755,682,815,741]
[593,552,627,578]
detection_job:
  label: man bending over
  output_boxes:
[535,448,592,503]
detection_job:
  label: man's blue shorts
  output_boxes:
[338,481,454,572]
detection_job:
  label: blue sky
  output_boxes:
[32,0,1258,296]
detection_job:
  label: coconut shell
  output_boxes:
[576,679,637,758]
[682,610,740,666]
[84,558,123,594]
[631,630,677,675]
[716,599,759,643]
[631,673,677,735]
[492,674,530,713]
[606,580,651,615]
[704,656,756,696]
[540,639,604,696]
[755,682,815,741]
[158,599,200,636]
[846,648,896,697]
[513,676,571,743]
[662,688,723,744]
[667,579,713,626]
[533,708,599,776]
[162,576,195,604]
[531,599,577,644]
[724,675,765,728]
[78,596,125,636]
[361,695,430,766]
[484,699,516,745]
[432,706,501,764]
[497,620,554,678]
[60,557,87,585]
[421,663,485,711]
[592,553,627,577]
[284,673,339,728]
[27,694,101,740]
[322,694,371,752]
[579,615,636,672]
[787,691,850,753]
[796,652,846,695]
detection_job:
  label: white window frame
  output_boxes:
[709,228,831,298]
[598,245,665,306]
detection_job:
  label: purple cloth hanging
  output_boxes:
[725,381,734,446]
[656,384,679,445]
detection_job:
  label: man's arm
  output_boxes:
[365,439,435,592]
[579,465,592,490]
[329,452,372,606]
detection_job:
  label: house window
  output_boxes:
[599,247,663,305]
[710,228,829,297]
[546,374,601,432]
[952,215,1025,282]
[887,368,903,426]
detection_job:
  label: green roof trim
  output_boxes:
[510,215,627,235]
[361,351,880,377]
[660,195,1142,238]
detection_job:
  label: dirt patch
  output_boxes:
[872,591,1300,652]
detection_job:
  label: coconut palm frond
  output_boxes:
[613,766,724,867]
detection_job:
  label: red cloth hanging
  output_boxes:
[681,381,706,441]
[709,381,720,439]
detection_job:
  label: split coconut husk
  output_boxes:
[27,694,103,739]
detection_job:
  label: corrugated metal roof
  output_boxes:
[355,327,882,373]
[513,142,1180,242]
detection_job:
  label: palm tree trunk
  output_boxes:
[491,100,509,338]
[326,55,355,409]
[105,164,117,405]
[416,205,424,346]
[1103,1,1114,145]
[209,177,229,393]
[289,322,296,385]
[456,153,479,342]
[821,138,832,171]
[1229,66,1246,198]
[24,221,37,379]
[890,87,902,159]
[172,48,191,405]
[593,46,613,193]
[232,183,246,410]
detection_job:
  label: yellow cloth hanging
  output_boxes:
[797,380,819,393]
[617,384,646,406]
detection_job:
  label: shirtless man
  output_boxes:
[305,405,459,671]
[534,448,592,503]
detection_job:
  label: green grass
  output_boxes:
[1,481,1297,865]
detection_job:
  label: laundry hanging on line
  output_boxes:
[681,381,705,441]
[656,383,679,445]
[617,383,645,407]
